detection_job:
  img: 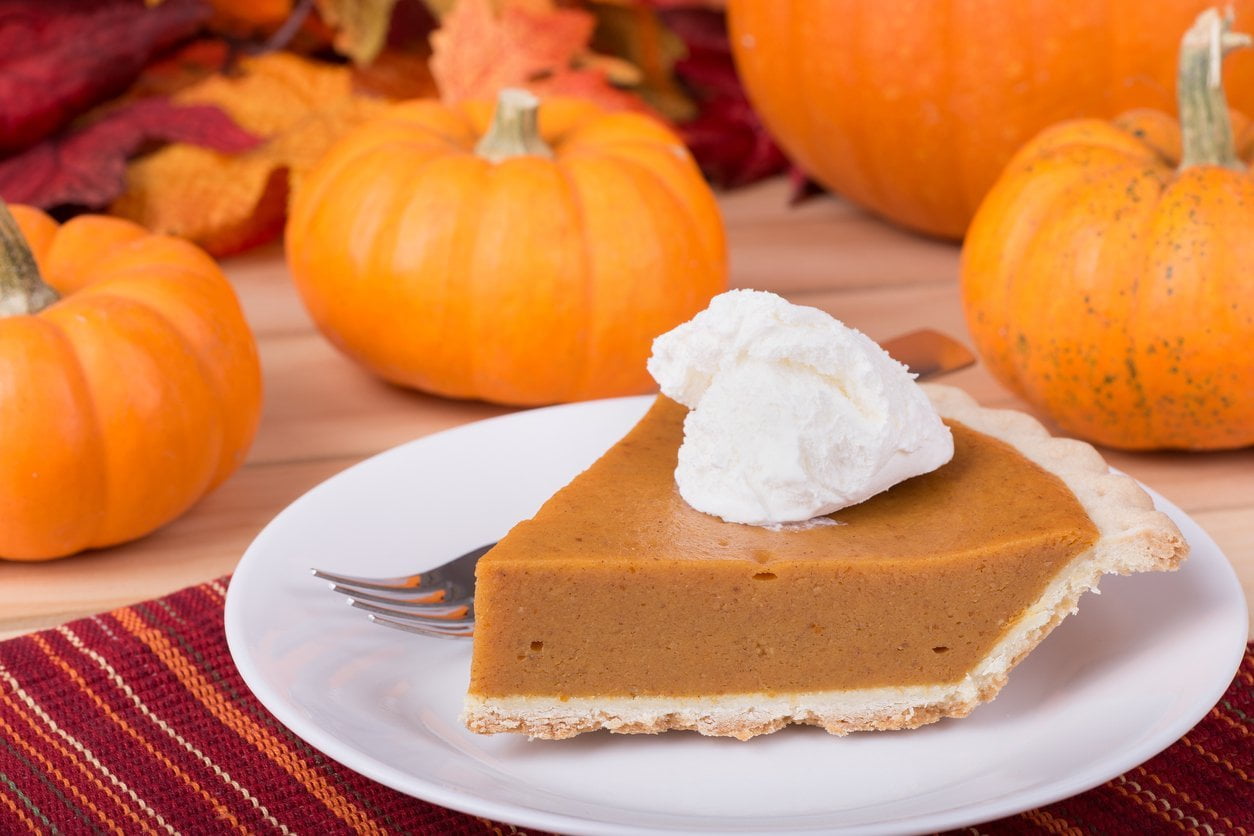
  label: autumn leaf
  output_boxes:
[429,0,649,112]
[352,49,439,100]
[636,0,726,8]
[123,39,234,101]
[0,98,260,209]
[659,7,786,187]
[109,52,389,256]
[588,1,695,121]
[314,0,401,64]
[206,0,294,29]
[0,0,211,153]
[420,0,552,17]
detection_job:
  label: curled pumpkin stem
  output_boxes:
[1178,7,1253,170]
[475,88,555,163]
[0,201,59,318]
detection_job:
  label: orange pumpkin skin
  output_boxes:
[0,209,263,560]
[285,97,727,406]
[727,0,1254,239]
[960,114,1254,450]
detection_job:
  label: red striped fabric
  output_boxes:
[0,578,1248,835]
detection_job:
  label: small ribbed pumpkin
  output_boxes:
[285,89,727,406]
[0,203,262,560]
[961,9,1254,450]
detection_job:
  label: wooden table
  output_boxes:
[1,178,1250,640]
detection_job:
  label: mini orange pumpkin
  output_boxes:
[961,10,1254,450]
[285,89,727,406]
[0,203,263,560]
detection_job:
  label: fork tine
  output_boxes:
[313,542,493,638]
[328,584,447,606]
[312,568,427,591]
[311,542,491,593]
[366,613,474,639]
[348,597,473,621]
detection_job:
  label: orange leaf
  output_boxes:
[110,52,389,256]
[352,48,439,100]
[429,0,648,113]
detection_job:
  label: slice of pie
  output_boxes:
[462,384,1187,740]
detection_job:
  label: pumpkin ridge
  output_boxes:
[565,153,719,396]
[979,156,1161,407]
[435,156,490,399]
[370,152,464,394]
[1020,125,1168,171]
[552,112,686,152]
[595,150,725,272]
[287,137,454,248]
[818,1,872,211]
[71,232,220,289]
[0,316,107,558]
[556,137,688,158]
[937,0,968,221]
[35,310,116,551]
[469,157,601,403]
[47,294,225,546]
[552,163,595,400]
[68,280,251,486]
[43,312,112,553]
[43,216,151,295]
[312,151,479,396]
[386,99,482,142]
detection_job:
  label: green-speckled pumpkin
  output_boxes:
[961,10,1254,450]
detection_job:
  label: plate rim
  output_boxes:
[224,395,1250,836]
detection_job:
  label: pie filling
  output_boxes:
[467,396,1099,701]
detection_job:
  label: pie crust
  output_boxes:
[462,384,1188,739]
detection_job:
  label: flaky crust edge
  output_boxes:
[462,384,1189,740]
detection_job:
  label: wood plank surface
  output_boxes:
[1,178,1249,640]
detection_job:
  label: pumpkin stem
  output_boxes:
[1177,8,1252,170]
[0,200,58,318]
[474,88,554,163]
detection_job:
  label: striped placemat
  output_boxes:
[0,578,1248,834]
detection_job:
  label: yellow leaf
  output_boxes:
[587,2,695,121]
[314,0,400,65]
[110,52,389,256]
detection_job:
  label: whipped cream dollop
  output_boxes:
[646,289,954,526]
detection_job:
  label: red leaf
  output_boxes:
[0,98,261,210]
[787,165,824,205]
[659,8,788,188]
[679,96,787,188]
[0,0,211,153]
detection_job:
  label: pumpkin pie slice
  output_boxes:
[462,384,1186,740]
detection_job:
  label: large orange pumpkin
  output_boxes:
[0,204,263,560]
[960,10,1254,451]
[727,0,1254,239]
[286,89,727,406]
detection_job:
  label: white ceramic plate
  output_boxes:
[225,396,1249,836]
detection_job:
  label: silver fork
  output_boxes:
[312,543,492,639]
[311,329,976,639]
